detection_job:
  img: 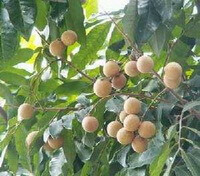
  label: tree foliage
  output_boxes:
[0,0,200,175]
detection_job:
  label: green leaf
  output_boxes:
[49,120,63,138]
[35,0,47,31]
[0,72,27,86]
[149,143,171,176]
[149,25,167,56]
[0,83,14,104]
[69,22,111,77]
[116,168,146,176]
[122,0,138,44]
[65,0,86,45]
[0,8,19,60]
[83,0,98,19]
[7,142,18,173]
[105,97,124,114]
[181,149,200,176]
[174,165,192,176]
[3,0,37,39]
[183,101,200,113]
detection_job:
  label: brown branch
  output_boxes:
[35,106,80,112]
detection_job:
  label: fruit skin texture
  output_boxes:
[43,142,54,152]
[163,75,181,89]
[119,111,127,123]
[82,116,99,133]
[61,30,78,46]
[123,114,140,132]
[111,74,127,89]
[132,136,148,153]
[124,61,140,77]
[48,137,64,149]
[107,121,123,138]
[136,55,154,73]
[116,128,134,145]
[26,131,39,147]
[124,97,141,114]
[138,121,156,139]
[164,62,182,80]
[93,78,112,97]
[18,103,34,120]
[49,39,66,57]
[103,61,120,77]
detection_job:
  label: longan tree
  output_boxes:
[0,0,200,176]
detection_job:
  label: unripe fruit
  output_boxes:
[43,142,54,152]
[26,131,39,147]
[163,75,181,89]
[61,30,78,46]
[138,121,156,139]
[48,137,64,149]
[18,103,34,120]
[93,78,112,97]
[164,62,182,80]
[49,39,66,57]
[132,136,148,153]
[123,114,140,132]
[103,61,120,77]
[111,74,127,89]
[119,111,127,123]
[116,128,134,145]
[124,97,141,114]
[136,55,154,73]
[124,61,140,77]
[107,121,123,138]
[82,116,99,133]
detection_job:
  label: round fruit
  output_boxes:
[164,62,182,80]
[123,114,140,132]
[82,116,99,133]
[107,121,123,138]
[119,111,127,123]
[49,39,66,57]
[136,55,154,73]
[111,74,127,89]
[43,142,54,152]
[138,121,156,139]
[103,61,120,77]
[132,136,148,153]
[163,75,181,89]
[18,103,34,120]
[61,30,78,46]
[124,61,140,77]
[116,128,134,145]
[26,131,39,147]
[93,78,112,97]
[48,137,64,149]
[124,97,141,114]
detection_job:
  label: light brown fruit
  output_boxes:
[123,114,140,132]
[124,61,140,77]
[119,111,127,123]
[61,30,78,46]
[93,78,112,97]
[164,62,182,80]
[43,142,54,152]
[82,116,99,133]
[132,136,148,153]
[138,121,156,139]
[26,131,39,147]
[111,74,127,89]
[107,121,123,138]
[124,97,141,114]
[49,39,66,57]
[136,55,154,73]
[163,75,181,89]
[103,61,120,77]
[18,103,34,120]
[116,128,134,145]
[48,137,64,149]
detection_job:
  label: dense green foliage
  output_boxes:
[0,0,200,175]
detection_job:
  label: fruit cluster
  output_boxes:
[49,30,78,57]
[163,62,182,89]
